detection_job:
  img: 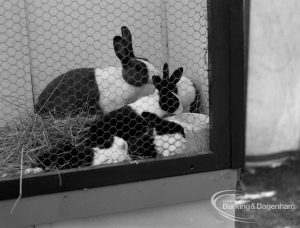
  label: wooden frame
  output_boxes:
[229,0,246,169]
[0,170,238,227]
[0,0,246,201]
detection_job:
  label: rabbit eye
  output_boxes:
[136,65,147,75]
[136,64,142,71]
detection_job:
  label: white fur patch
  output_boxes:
[92,136,130,165]
[128,91,167,117]
[177,76,196,111]
[138,60,160,82]
[95,67,142,113]
[95,63,160,113]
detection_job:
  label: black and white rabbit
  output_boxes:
[34,26,159,118]
[160,63,200,113]
[26,63,184,172]
[172,67,202,113]
[126,64,188,158]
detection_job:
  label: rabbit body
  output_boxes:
[34,26,159,117]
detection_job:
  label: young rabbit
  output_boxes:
[162,63,200,113]
[34,26,159,118]
[127,64,188,158]
[26,64,184,172]
[127,64,208,158]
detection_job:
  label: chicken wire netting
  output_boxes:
[0,0,209,177]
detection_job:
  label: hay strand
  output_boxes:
[0,112,96,178]
[10,147,24,214]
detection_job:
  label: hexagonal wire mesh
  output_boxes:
[0,0,209,176]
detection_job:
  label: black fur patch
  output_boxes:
[35,142,94,170]
[141,112,185,138]
[34,68,102,118]
[122,59,149,87]
[113,27,150,87]
[127,129,157,159]
[88,106,151,149]
[158,91,180,114]
[152,63,183,114]
[189,82,201,113]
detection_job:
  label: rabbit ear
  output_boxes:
[121,26,135,58]
[152,75,162,90]
[163,63,169,79]
[113,36,130,64]
[170,67,183,84]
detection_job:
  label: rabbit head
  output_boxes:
[128,63,183,118]
[113,26,159,87]
[152,63,184,115]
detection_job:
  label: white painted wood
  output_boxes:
[0,170,237,228]
[37,199,234,228]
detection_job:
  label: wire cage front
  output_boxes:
[0,0,245,200]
